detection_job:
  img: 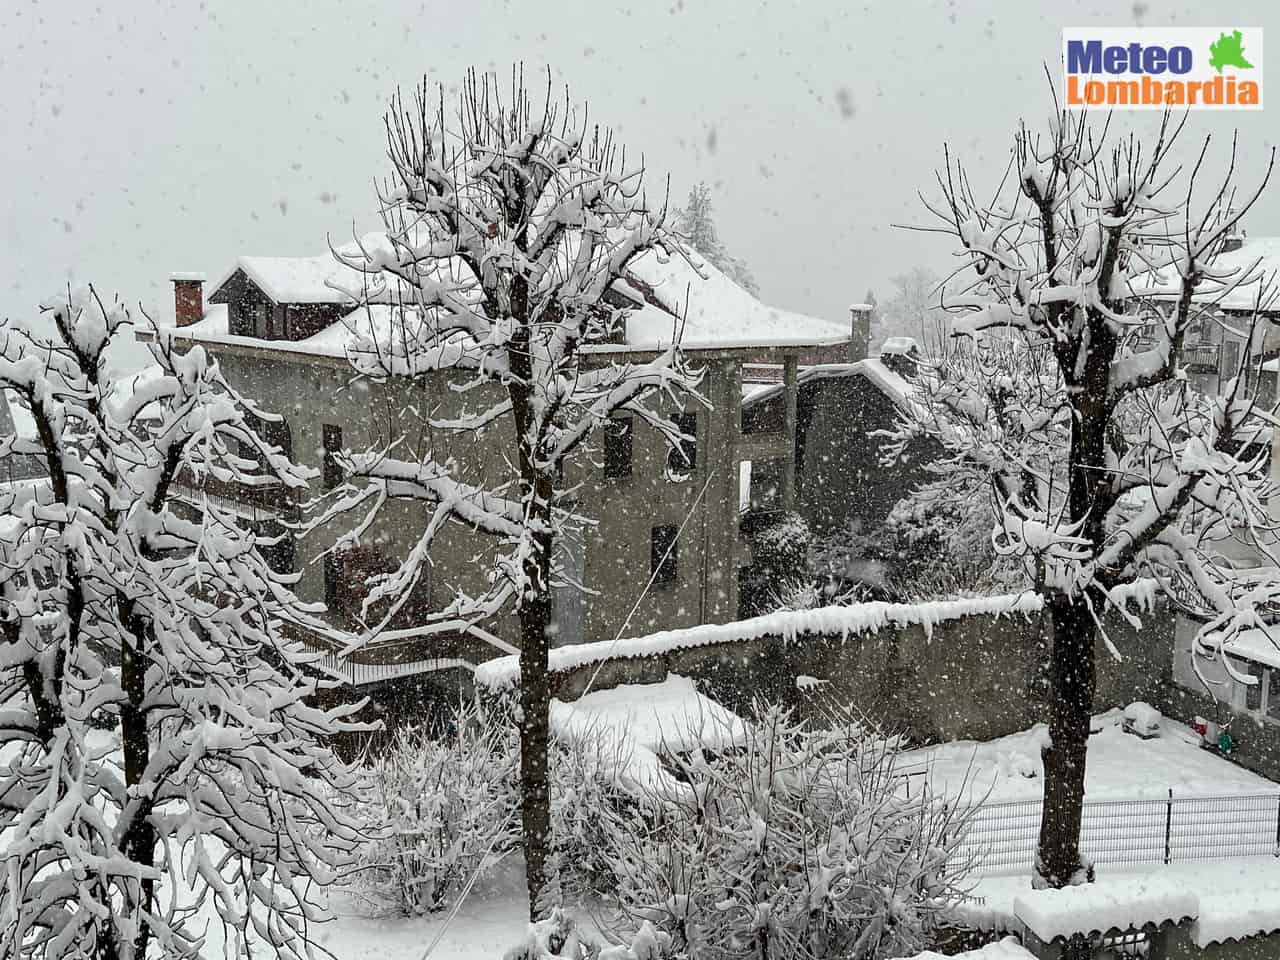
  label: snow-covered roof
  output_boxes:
[741,358,915,410]
[210,255,369,305]
[1139,236,1280,313]
[1,391,37,441]
[908,707,1277,805]
[613,249,849,350]
[1014,878,1197,943]
[177,242,849,356]
[1203,625,1280,670]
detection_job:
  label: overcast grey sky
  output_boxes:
[3,0,1277,369]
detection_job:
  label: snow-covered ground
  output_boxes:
[905,707,1278,804]
[308,872,529,960]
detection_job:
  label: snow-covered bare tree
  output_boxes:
[0,288,367,959]
[313,70,704,916]
[675,182,760,296]
[891,109,1279,901]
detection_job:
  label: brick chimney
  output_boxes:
[170,273,206,327]
[1222,208,1246,254]
[848,303,873,361]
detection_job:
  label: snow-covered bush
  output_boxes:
[549,725,645,905]
[504,909,673,960]
[352,701,519,916]
[351,700,639,915]
[603,704,973,959]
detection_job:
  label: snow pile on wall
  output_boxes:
[891,937,1033,960]
[474,592,1044,691]
[1013,877,1197,942]
[969,858,1280,948]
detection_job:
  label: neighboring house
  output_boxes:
[154,247,863,685]
[1138,225,1280,402]
[740,338,940,538]
[0,391,48,485]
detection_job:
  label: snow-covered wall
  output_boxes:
[474,591,1177,748]
[474,593,1044,691]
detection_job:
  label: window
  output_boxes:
[261,416,291,461]
[323,552,340,611]
[1269,669,1280,722]
[257,520,295,575]
[651,524,678,586]
[1235,658,1280,722]
[667,412,697,476]
[323,424,343,491]
[1222,339,1241,378]
[1246,659,1265,712]
[604,417,633,479]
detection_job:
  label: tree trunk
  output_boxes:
[120,621,155,960]
[1036,593,1097,890]
[517,576,554,919]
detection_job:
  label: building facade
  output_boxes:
[155,252,863,683]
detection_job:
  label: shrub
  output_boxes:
[351,700,519,916]
[352,700,644,916]
[602,703,974,960]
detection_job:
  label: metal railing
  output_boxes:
[313,651,475,687]
[957,791,1280,876]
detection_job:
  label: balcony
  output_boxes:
[170,470,297,522]
[1182,342,1221,371]
[1131,339,1221,372]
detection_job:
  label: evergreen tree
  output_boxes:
[675,183,760,296]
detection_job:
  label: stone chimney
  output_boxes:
[1222,208,1246,254]
[848,303,873,362]
[170,273,206,327]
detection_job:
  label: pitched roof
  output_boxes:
[1138,236,1280,313]
[740,359,915,409]
[179,243,850,355]
[209,255,368,305]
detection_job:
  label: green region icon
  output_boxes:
[1209,30,1255,73]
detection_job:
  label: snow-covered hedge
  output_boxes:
[598,704,976,959]
[350,701,643,916]
[475,593,1044,691]
[351,702,518,916]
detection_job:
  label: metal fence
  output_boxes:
[956,791,1280,876]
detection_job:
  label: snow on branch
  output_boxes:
[890,106,1280,684]
[0,287,369,960]
[312,70,706,644]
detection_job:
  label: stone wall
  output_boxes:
[531,602,1178,746]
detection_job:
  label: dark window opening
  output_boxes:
[651,524,678,586]
[257,520,295,575]
[604,417,633,479]
[323,552,340,611]
[667,412,698,476]
[1246,659,1265,712]
[323,424,343,491]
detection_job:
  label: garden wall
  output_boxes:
[475,595,1178,747]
